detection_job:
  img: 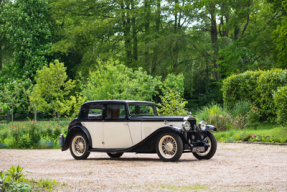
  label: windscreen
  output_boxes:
[128,104,155,116]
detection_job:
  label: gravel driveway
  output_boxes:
[1,143,287,191]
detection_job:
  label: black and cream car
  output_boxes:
[59,100,217,162]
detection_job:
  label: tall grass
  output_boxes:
[197,103,232,131]
[197,101,253,131]
[0,121,69,149]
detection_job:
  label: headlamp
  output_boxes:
[199,120,207,131]
[182,121,191,131]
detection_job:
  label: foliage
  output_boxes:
[0,0,53,81]
[65,94,87,119]
[229,100,251,118]
[81,60,162,101]
[197,103,233,131]
[157,88,188,116]
[222,70,263,109]
[31,60,75,121]
[245,104,261,130]
[162,74,184,97]
[0,121,68,149]
[214,124,287,143]
[256,69,287,122]
[273,0,287,66]
[0,80,33,122]
[273,85,287,125]
[0,165,31,192]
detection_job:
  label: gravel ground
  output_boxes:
[1,143,287,192]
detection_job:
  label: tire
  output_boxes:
[107,152,124,158]
[193,131,217,160]
[156,132,183,162]
[70,132,90,160]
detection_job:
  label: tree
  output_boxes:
[158,74,188,116]
[0,0,53,81]
[0,82,24,123]
[80,60,162,101]
[31,60,75,122]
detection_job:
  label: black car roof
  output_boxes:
[83,100,155,105]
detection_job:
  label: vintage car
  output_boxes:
[59,100,217,162]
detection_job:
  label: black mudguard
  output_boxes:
[205,125,217,132]
[61,124,92,151]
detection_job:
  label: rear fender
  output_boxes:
[62,125,92,151]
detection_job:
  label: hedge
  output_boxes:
[222,70,263,109]
[256,69,287,122]
[273,86,287,125]
[222,69,287,123]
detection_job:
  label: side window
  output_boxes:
[106,105,126,120]
[87,105,103,120]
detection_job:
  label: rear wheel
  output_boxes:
[70,132,90,160]
[192,131,217,160]
[107,152,124,158]
[156,132,183,162]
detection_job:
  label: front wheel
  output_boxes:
[156,132,183,162]
[70,132,90,160]
[192,131,217,160]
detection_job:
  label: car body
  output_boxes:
[59,100,217,162]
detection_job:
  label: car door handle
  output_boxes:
[124,123,128,125]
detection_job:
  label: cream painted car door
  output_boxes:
[103,104,133,149]
[103,122,133,148]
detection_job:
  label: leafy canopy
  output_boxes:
[31,60,75,121]
[80,60,162,101]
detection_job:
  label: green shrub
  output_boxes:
[18,134,31,149]
[229,100,251,118]
[197,103,232,131]
[0,166,31,192]
[222,70,263,109]
[256,69,287,122]
[157,88,188,116]
[229,101,251,129]
[246,104,261,129]
[28,121,41,147]
[0,121,68,149]
[273,85,287,125]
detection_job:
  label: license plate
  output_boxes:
[192,147,205,152]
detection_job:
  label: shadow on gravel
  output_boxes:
[81,157,199,162]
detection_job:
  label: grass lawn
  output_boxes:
[213,123,287,143]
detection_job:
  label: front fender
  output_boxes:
[205,125,217,131]
[61,125,92,151]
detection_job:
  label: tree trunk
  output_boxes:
[12,107,13,124]
[122,2,132,68]
[223,14,229,37]
[210,6,220,81]
[144,0,150,66]
[131,2,137,69]
[151,0,161,75]
[0,44,2,71]
[34,109,37,122]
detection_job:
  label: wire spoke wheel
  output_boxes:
[70,133,90,160]
[192,131,217,160]
[72,136,86,156]
[195,137,211,156]
[158,135,179,159]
